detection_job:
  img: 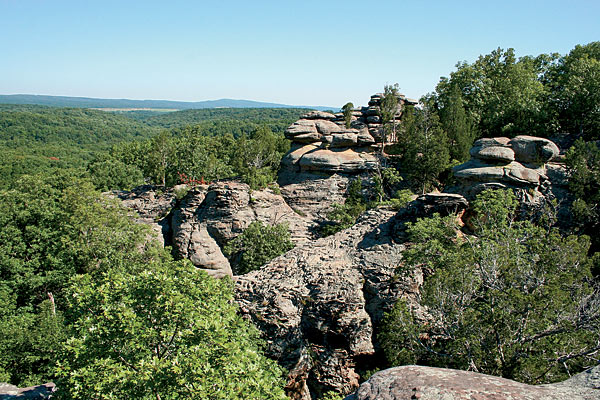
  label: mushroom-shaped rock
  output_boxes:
[509,135,560,164]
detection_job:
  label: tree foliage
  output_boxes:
[55,260,287,400]
[381,189,599,384]
[224,221,295,275]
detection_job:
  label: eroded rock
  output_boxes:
[235,209,423,398]
[345,365,600,400]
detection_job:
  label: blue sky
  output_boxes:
[0,0,598,107]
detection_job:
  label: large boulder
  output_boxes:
[345,365,600,400]
[509,135,560,164]
[235,209,423,398]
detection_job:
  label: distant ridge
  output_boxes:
[0,94,335,111]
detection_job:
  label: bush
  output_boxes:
[224,221,295,274]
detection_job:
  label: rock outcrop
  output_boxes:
[345,365,600,400]
[109,184,177,245]
[235,209,423,398]
[115,181,314,277]
[451,135,568,215]
[0,382,55,399]
[281,94,416,175]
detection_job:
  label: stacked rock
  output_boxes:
[281,94,417,174]
[452,135,563,201]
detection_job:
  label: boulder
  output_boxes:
[315,120,344,135]
[345,365,600,400]
[471,145,515,162]
[509,135,560,164]
[297,148,378,173]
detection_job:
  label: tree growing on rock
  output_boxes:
[381,189,599,384]
[379,84,401,150]
[224,221,294,274]
[342,102,354,129]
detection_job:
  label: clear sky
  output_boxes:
[0,0,598,108]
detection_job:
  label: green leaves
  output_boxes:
[382,189,599,383]
[224,221,295,275]
[55,260,287,400]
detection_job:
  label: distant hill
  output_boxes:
[0,94,336,111]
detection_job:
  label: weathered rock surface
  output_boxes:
[109,185,177,245]
[278,172,354,221]
[344,365,600,400]
[451,135,569,218]
[235,209,423,398]
[0,382,55,399]
[282,93,415,174]
[170,181,314,275]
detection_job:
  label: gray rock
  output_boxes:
[0,382,55,399]
[315,120,344,135]
[345,365,600,400]
[330,132,359,148]
[470,145,515,162]
[302,111,337,120]
[509,135,560,164]
[278,172,353,221]
[108,185,177,246]
[297,148,378,173]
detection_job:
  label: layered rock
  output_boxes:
[282,94,416,175]
[345,365,600,400]
[451,135,566,211]
[235,209,424,398]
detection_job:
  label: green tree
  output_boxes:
[379,84,401,150]
[55,259,287,400]
[234,126,290,189]
[436,48,547,137]
[566,139,600,253]
[0,172,151,385]
[401,100,451,193]
[382,189,599,384]
[438,86,476,162]
[342,102,354,129]
[224,221,295,274]
[87,154,144,191]
[551,44,600,138]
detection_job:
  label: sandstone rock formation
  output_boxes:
[110,184,177,245]
[344,365,600,400]
[281,94,416,175]
[451,135,568,215]
[234,208,424,399]
[115,181,314,277]
[0,382,55,399]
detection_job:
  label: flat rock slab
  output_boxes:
[0,382,55,399]
[345,366,600,400]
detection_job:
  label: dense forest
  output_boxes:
[0,42,599,399]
